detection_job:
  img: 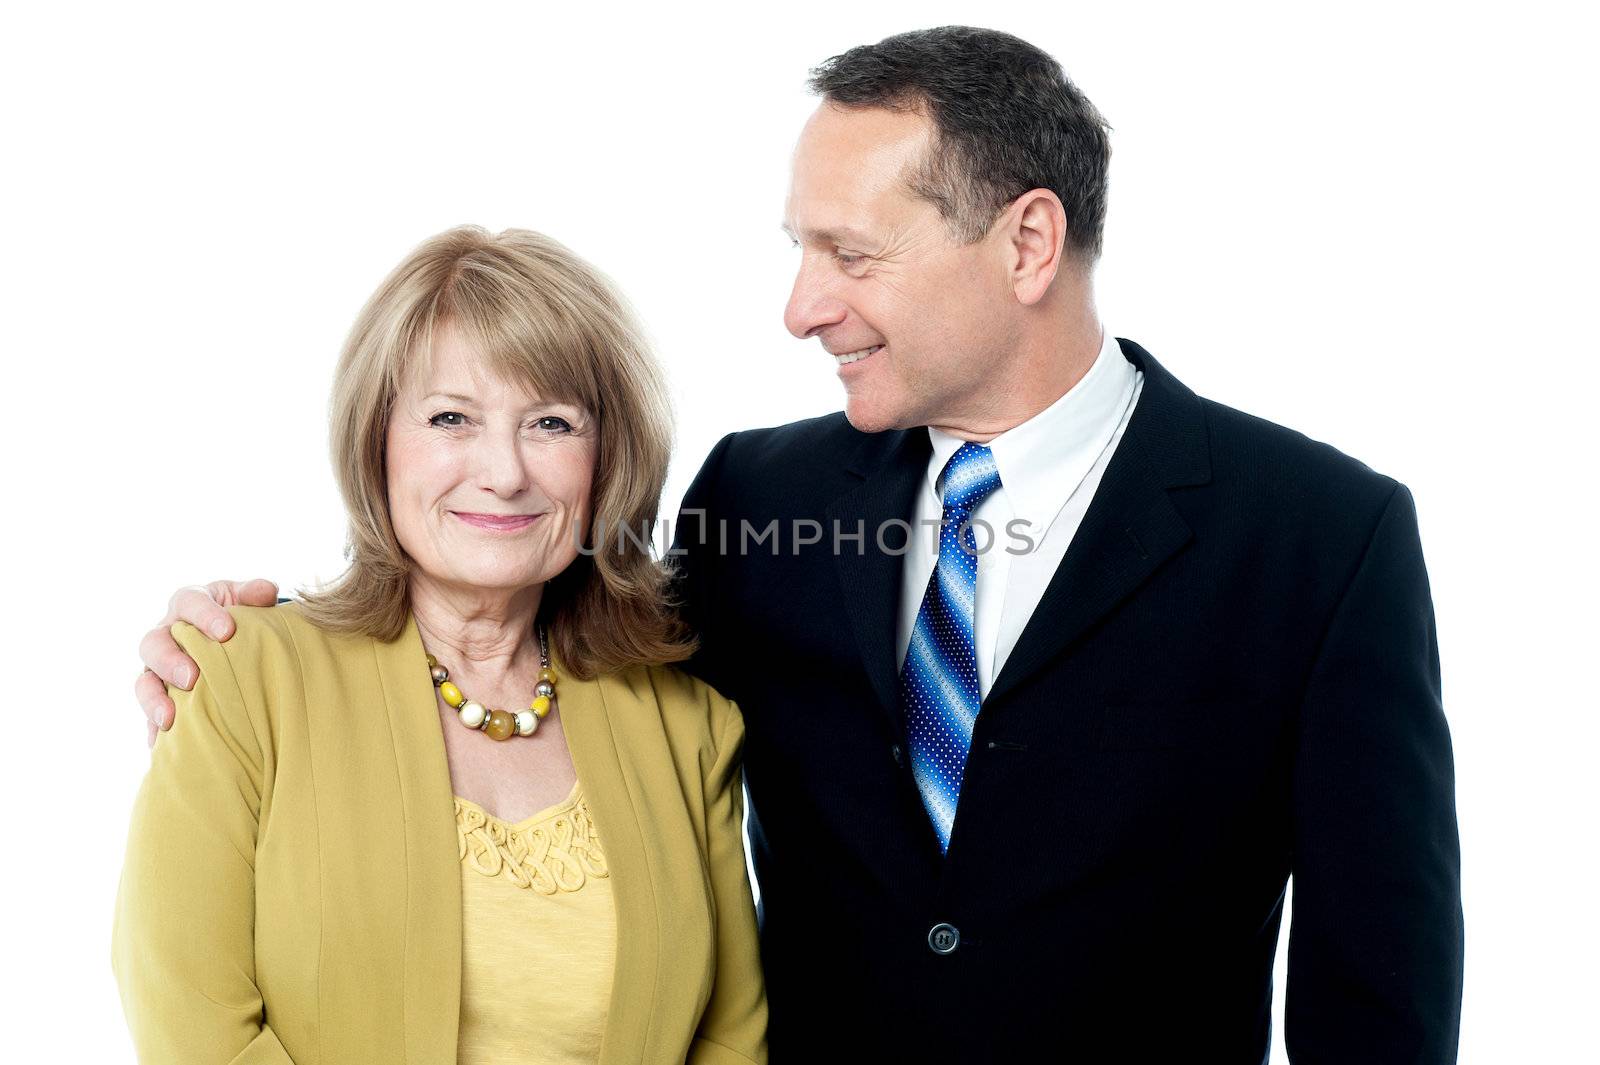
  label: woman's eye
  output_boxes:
[429,411,466,428]
[535,416,574,433]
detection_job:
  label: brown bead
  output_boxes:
[484,709,516,741]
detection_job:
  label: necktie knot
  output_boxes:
[940,442,1002,515]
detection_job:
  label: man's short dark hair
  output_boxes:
[808,26,1112,261]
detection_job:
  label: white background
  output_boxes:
[3,1,1595,1060]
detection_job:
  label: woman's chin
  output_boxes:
[416,567,551,598]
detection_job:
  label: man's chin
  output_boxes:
[842,401,913,435]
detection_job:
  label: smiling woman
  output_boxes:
[384,321,600,655]
[300,227,690,677]
[111,226,768,1064]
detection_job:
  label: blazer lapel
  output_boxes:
[825,428,931,723]
[985,340,1212,707]
[371,613,464,1064]
[556,672,661,1065]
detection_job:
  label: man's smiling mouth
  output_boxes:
[833,344,883,367]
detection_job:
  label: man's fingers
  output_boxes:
[139,578,275,744]
[169,584,237,641]
[138,624,197,689]
[161,578,278,644]
[235,577,280,606]
[134,667,176,732]
[174,578,279,638]
[147,718,158,749]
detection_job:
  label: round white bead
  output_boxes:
[458,700,487,728]
[515,710,538,736]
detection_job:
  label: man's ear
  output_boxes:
[1002,189,1069,306]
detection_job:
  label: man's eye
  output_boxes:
[833,252,863,266]
[429,411,466,428]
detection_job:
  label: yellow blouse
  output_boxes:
[454,783,616,1065]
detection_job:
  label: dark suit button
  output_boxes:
[928,923,960,955]
[890,743,905,767]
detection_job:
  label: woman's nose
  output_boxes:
[472,432,531,496]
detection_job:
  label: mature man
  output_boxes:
[136,27,1463,1064]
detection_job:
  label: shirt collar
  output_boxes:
[926,329,1137,533]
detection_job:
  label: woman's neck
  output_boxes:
[408,576,545,689]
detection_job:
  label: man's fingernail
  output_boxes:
[174,664,193,688]
[210,619,230,639]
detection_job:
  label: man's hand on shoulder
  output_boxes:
[135,579,280,749]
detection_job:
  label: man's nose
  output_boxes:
[783,256,848,340]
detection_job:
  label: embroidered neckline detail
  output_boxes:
[454,789,609,893]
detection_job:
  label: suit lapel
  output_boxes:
[986,339,1211,707]
[825,428,931,723]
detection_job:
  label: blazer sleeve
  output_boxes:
[688,694,768,1065]
[671,431,739,695]
[112,617,294,1064]
[1286,482,1464,1063]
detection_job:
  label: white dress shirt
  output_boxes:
[895,330,1144,698]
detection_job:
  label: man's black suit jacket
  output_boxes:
[673,339,1463,1064]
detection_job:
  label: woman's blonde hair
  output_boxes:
[295,225,694,678]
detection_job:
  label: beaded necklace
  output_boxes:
[426,624,557,741]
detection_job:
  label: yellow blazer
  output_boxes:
[112,603,766,1065]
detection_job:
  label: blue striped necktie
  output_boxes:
[898,441,1002,853]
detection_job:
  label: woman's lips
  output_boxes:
[452,512,541,531]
